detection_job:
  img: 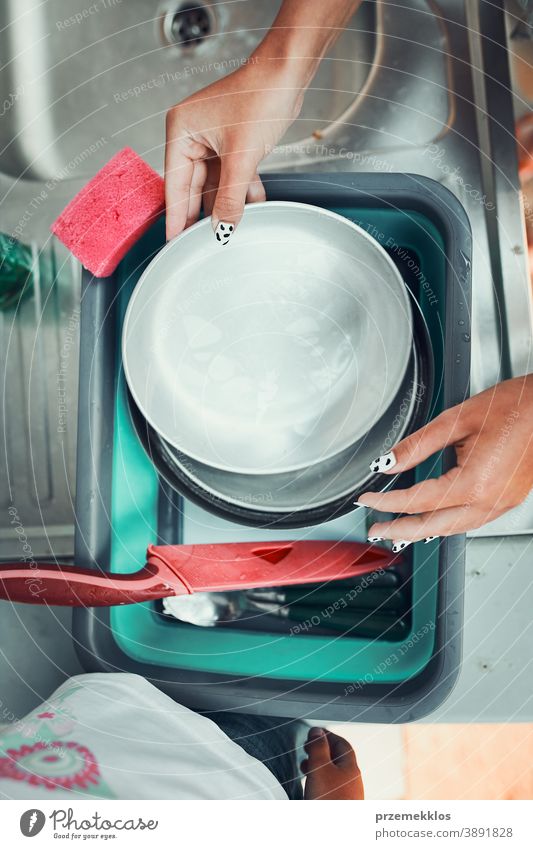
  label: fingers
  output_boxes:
[326,732,364,800]
[204,162,264,223]
[368,502,509,542]
[202,156,221,218]
[164,144,193,241]
[325,731,356,769]
[304,728,357,770]
[303,727,364,800]
[304,727,331,768]
[165,112,208,240]
[372,407,471,476]
[358,467,465,514]
[185,160,208,230]
[359,408,473,542]
[212,149,261,233]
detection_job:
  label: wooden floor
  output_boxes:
[403,725,533,800]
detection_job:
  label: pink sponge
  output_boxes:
[51,147,165,277]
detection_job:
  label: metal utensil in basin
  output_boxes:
[122,202,413,476]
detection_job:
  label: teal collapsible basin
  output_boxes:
[73,173,471,722]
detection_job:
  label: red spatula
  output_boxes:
[0,541,399,607]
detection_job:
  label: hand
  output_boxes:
[358,375,533,546]
[302,727,364,800]
[165,55,303,240]
[164,0,362,241]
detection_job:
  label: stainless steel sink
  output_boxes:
[0,0,378,179]
[0,0,531,558]
[0,0,454,179]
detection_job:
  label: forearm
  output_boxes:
[253,0,362,86]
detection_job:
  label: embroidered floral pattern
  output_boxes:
[15,708,75,739]
[0,741,100,790]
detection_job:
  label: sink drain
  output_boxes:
[160,2,215,51]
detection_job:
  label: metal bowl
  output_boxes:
[127,292,433,528]
[123,202,413,475]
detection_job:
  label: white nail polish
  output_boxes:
[368,536,384,543]
[392,540,411,553]
[369,450,397,474]
[424,536,438,544]
[353,501,366,508]
[214,221,234,245]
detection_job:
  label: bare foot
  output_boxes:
[301,727,364,800]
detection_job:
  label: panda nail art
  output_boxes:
[392,540,411,553]
[215,221,234,245]
[369,451,397,474]
[368,536,384,543]
[424,536,438,544]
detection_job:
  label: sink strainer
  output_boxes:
[160,2,215,50]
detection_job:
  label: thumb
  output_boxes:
[211,149,260,243]
[371,406,470,475]
[304,728,332,768]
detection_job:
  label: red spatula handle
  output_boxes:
[0,560,188,606]
[148,540,397,593]
[0,541,398,606]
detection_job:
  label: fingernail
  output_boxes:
[392,540,411,553]
[353,501,366,508]
[424,536,438,544]
[368,535,384,542]
[309,727,326,738]
[369,450,397,474]
[214,221,234,245]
